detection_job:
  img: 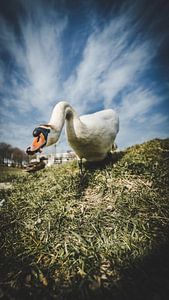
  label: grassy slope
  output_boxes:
[0,138,169,300]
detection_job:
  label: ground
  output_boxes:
[0,138,169,300]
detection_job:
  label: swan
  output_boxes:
[26,101,119,162]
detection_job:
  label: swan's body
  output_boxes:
[27,101,119,162]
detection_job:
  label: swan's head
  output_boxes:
[26,125,57,155]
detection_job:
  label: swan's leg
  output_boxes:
[112,143,117,151]
[78,158,83,174]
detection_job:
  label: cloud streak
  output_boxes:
[0,1,67,115]
[0,0,168,151]
[65,16,153,108]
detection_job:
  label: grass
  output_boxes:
[0,165,24,183]
[0,138,169,300]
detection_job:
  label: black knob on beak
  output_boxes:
[33,128,41,137]
[26,146,33,155]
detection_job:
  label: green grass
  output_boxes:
[0,165,24,183]
[0,138,169,300]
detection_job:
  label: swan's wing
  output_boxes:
[80,109,119,135]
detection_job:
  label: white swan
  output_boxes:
[26,101,119,162]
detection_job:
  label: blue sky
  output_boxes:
[0,0,169,153]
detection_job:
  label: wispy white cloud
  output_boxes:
[0,121,30,148]
[63,12,155,110]
[118,88,162,123]
[116,88,169,147]
[0,1,67,117]
[0,0,168,151]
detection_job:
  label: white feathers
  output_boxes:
[47,101,119,161]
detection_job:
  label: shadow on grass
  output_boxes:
[0,195,169,299]
[1,231,169,300]
[117,241,169,300]
[84,151,125,171]
[73,151,125,198]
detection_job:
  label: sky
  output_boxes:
[0,0,169,154]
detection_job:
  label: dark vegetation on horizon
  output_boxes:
[0,142,29,167]
[0,138,169,300]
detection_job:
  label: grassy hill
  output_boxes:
[0,138,169,300]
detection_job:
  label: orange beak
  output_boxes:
[30,133,46,152]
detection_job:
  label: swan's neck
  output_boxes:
[48,101,84,142]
